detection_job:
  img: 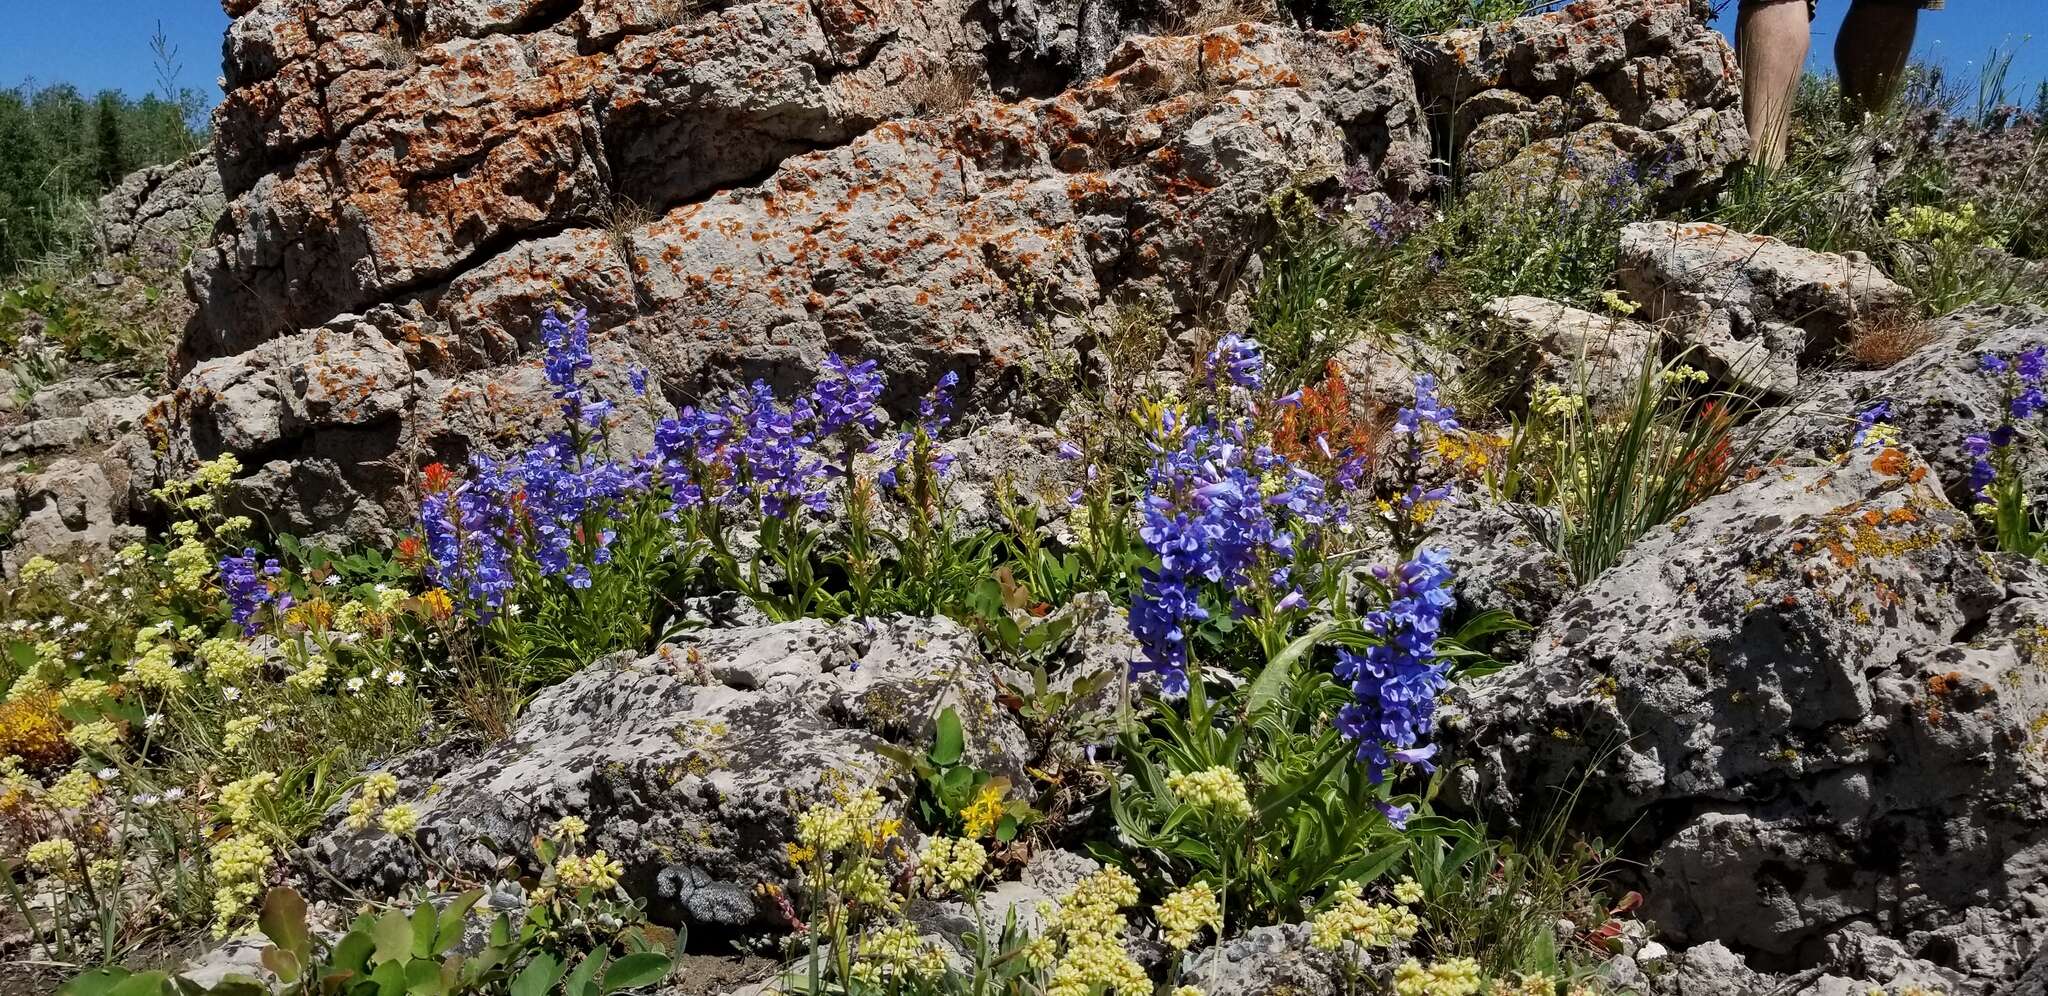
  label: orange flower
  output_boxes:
[416,588,455,622]
[422,463,456,494]
[395,535,424,567]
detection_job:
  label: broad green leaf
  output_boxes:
[433,889,485,955]
[260,947,303,985]
[509,954,565,996]
[601,952,672,992]
[929,707,965,767]
[403,957,444,996]
[55,968,130,996]
[1246,619,1338,719]
[562,954,604,996]
[330,930,375,974]
[371,910,413,966]
[106,974,170,996]
[259,886,312,959]
[410,902,438,958]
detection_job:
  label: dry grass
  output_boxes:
[1844,307,1936,369]
[1177,0,1282,34]
[904,63,982,117]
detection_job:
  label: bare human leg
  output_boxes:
[1738,0,1812,169]
[1837,0,1919,122]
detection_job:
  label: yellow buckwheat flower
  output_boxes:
[850,922,946,986]
[1310,882,1421,952]
[1393,957,1483,996]
[378,803,419,836]
[64,719,124,755]
[1154,881,1221,950]
[58,678,112,707]
[1394,876,1424,905]
[198,638,262,684]
[555,851,623,891]
[220,771,277,827]
[917,836,988,895]
[1167,766,1252,820]
[553,815,589,841]
[18,556,59,585]
[26,837,78,874]
[46,767,102,809]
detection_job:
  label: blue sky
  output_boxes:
[0,0,2041,108]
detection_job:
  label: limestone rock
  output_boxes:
[1419,0,1747,200]
[1756,305,2048,507]
[1447,441,2048,975]
[93,151,225,271]
[1616,221,1915,394]
[1483,294,1657,409]
[1183,923,1342,996]
[301,616,1030,928]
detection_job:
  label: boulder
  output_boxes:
[1483,295,1657,409]
[1616,221,1915,395]
[1756,305,2048,508]
[93,151,225,272]
[1418,0,1747,201]
[1427,496,1572,659]
[301,616,1030,929]
[1183,923,1342,996]
[1446,440,2048,984]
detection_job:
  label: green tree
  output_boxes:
[95,92,127,188]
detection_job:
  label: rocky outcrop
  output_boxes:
[1420,0,1747,198]
[1446,440,2048,987]
[1760,305,2048,505]
[143,0,1743,541]
[302,616,1030,928]
[1617,220,1915,394]
[92,151,225,272]
[1483,294,1657,409]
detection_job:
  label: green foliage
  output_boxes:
[878,707,1036,843]
[1103,615,1517,927]
[0,82,205,272]
[58,885,676,996]
[1714,68,2048,314]
[1315,0,1524,34]
[1484,353,1764,584]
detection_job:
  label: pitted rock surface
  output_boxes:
[1446,443,2048,982]
[301,616,1028,927]
[1758,306,2048,507]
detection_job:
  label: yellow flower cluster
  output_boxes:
[1658,365,1709,391]
[17,555,59,585]
[1166,766,1252,820]
[850,922,948,986]
[1888,202,1998,248]
[1309,882,1421,952]
[1154,880,1221,950]
[197,638,263,684]
[221,711,277,754]
[209,832,273,936]
[166,534,213,592]
[917,836,987,896]
[554,851,623,890]
[58,679,111,707]
[1532,384,1587,421]
[1489,973,1592,996]
[378,803,419,836]
[553,815,589,841]
[26,837,78,875]
[1394,876,1425,905]
[285,660,329,693]
[793,786,889,855]
[1038,868,1149,996]
[345,771,401,831]
[1601,289,1639,316]
[961,780,1006,839]
[220,771,277,827]
[1393,957,1483,996]
[45,767,101,810]
[125,624,186,691]
[64,719,124,755]
[0,691,72,767]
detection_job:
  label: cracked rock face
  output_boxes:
[143,0,1742,542]
[301,616,1029,927]
[1445,443,2048,983]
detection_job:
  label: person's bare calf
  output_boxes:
[1737,0,1812,169]
[1837,0,1920,122]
